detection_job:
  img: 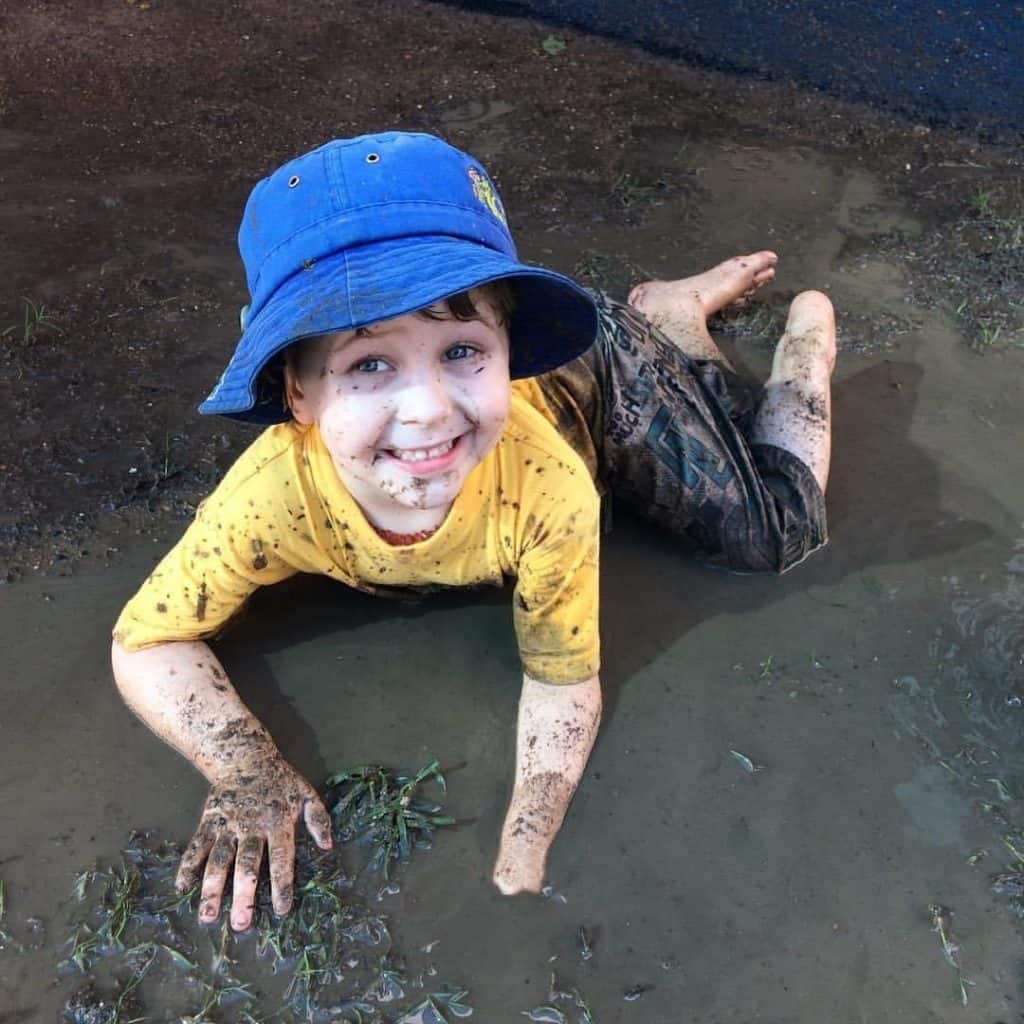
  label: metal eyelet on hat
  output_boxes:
[288,175,301,188]
[302,258,316,271]
[365,153,380,164]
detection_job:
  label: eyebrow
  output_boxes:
[324,323,381,354]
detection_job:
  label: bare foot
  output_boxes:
[628,251,779,323]
[626,251,778,365]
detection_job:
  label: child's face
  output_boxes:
[285,294,511,526]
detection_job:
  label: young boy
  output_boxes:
[112,132,835,933]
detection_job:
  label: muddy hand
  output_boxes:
[493,794,557,895]
[175,755,332,931]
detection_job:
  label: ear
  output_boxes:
[283,361,316,425]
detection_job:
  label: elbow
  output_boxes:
[110,636,133,697]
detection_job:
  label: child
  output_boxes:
[111,132,835,933]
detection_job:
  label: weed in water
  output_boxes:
[59,765,464,1022]
[526,979,596,1023]
[608,172,668,214]
[712,301,785,348]
[325,759,455,878]
[0,879,19,951]
[523,1007,566,1022]
[929,903,975,1007]
[396,988,474,1023]
[729,749,763,774]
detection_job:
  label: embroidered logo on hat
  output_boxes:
[468,166,507,226]
[198,131,598,424]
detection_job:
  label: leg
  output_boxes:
[751,291,836,492]
[627,251,778,368]
[535,285,829,574]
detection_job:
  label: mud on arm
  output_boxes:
[492,672,601,895]
[111,639,332,930]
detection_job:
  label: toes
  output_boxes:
[749,249,779,269]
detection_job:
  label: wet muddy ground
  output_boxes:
[2,1,1024,1021]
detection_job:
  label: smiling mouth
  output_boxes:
[384,435,462,464]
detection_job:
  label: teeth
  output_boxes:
[390,438,456,463]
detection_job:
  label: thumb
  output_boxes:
[303,793,333,850]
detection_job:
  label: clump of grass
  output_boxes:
[325,759,455,878]
[973,320,1003,351]
[712,301,786,347]
[608,172,668,214]
[59,765,463,1022]
[970,188,993,217]
[571,251,653,298]
[2,297,61,346]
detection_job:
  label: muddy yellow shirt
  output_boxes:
[114,389,600,684]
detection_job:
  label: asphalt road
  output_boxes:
[444,0,1024,138]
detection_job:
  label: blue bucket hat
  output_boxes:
[199,131,598,424]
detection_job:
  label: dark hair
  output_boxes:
[279,280,519,408]
[417,279,517,327]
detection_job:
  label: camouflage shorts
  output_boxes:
[535,292,828,574]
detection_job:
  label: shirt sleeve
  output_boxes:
[512,480,601,684]
[113,483,300,652]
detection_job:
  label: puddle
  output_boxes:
[894,764,972,847]
[3,5,1024,1023]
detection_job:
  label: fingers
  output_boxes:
[176,819,216,894]
[230,834,265,931]
[267,825,297,917]
[303,794,333,850]
[199,833,236,924]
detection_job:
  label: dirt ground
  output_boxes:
[2,1,1024,1021]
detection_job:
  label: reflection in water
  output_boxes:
[890,541,1024,920]
[892,541,1024,787]
[941,548,1024,778]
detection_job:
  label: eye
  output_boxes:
[444,343,478,361]
[352,357,391,373]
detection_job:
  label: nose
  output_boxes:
[395,370,453,426]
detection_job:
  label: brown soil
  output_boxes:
[2,2,1024,1022]
[3,0,1021,581]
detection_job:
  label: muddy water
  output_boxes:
[4,130,1024,1024]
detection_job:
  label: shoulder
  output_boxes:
[500,392,595,487]
[491,394,599,565]
[202,422,311,512]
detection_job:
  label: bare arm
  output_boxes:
[111,639,332,931]
[492,673,601,895]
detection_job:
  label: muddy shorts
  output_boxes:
[535,292,828,574]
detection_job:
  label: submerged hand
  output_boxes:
[175,755,332,931]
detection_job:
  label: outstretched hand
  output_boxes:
[175,755,332,931]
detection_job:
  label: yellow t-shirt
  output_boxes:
[114,389,600,684]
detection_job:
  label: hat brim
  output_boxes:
[199,235,597,424]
